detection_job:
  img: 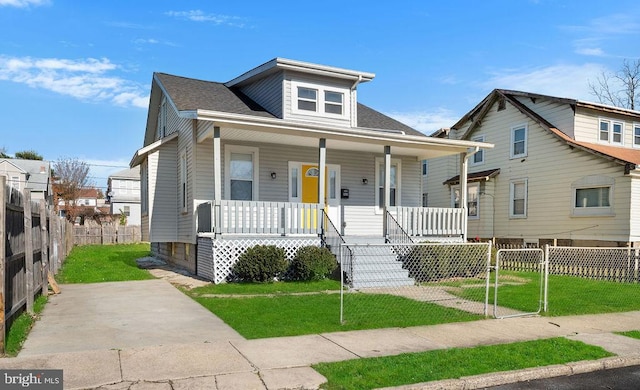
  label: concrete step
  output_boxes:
[352,278,415,289]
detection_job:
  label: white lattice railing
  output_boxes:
[393,206,464,237]
[209,200,323,235]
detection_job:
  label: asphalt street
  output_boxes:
[488,364,640,389]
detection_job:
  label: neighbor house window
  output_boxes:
[509,179,528,218]
[157,97,167,139]
[10,176,19,191]
[599,120,609,142]
[422,193,428,207]
[572,176,614,217]
[123,205,131,216]
[634,124,640,147]
[612,122,623,144]
[472,135,485,165]
[225,146,259,201]
[422,160,428,176]
[452,182,479,219]
[375,158,401,209]
[575,187,610,208]
[297,87,317,112]
[600,118,624,144]
[510,125,527,158]
[141,161,148,213]
[324,91,343,115]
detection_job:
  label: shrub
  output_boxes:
[401,244,487,283]
[289,246,337,281]
[232,245,288,283]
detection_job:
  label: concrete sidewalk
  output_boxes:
[2,260,640,389]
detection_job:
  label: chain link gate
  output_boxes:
[494,248,546,318]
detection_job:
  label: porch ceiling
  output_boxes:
[196,115,492,159]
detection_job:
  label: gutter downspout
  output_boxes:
[351,75,363,127]
[460,146,480,241]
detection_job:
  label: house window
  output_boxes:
[421,160,428,176]
[180,151,187,211]
[510,125,527,158]
[422,193,428,207]
[157,97,167,139]
[572,176,615,217]
[599,120,609,142]
[329,169,337,200]
[375,158,401,209]
[324,91,343,115]
[509,179,528,218]
[10,176,19,191]
[141,161,148,213]
[452,182,479,219]
[123,205,131,216]
[612,122,623,144]
[472,135,485,165]
[297,87,317,112]
[225,146,259,201]
[634,124,640,147]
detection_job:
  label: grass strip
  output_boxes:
[616,330,640,340]
[189,279,341,296]
[5,295,48,356]
[313,337,613,390]
[56,243,154,283]
[191,293,480,339]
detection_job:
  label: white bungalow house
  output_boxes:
[425,89,640,247]
[0,158,52,202]
[107,166,141,226]
[130,58,491,283]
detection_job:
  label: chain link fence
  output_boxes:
[494,248,545,318]
[339,242,491,326]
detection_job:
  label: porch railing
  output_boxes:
[393,206,464,237]
[202,200,323,235]
[385,210,414,245]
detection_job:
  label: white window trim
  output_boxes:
[509,178,528,219]
[599,117,625,145]
[510,124,528,159]
[633,123,640,148]
[288,161,341,205]
[374,157,401,213]
[291,80,349,119]
[571,176,615,217]
[612,121,624,145]
[451,182,480,219]
[141,161,148,215]
[224,145,259,201]
[471,135,485,165]
[180,150,187,212]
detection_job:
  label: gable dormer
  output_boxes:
[225,58,374,128]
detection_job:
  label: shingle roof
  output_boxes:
[443,168,501,185]
[109,166,140,180]
[0,158,50,192]
[155,72,424,136]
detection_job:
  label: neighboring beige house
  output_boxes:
[130,58,491,283]
[107,166,141,226]
[0,158,52,201]
[425,89,640,247]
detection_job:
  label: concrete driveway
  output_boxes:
[19,279,244,356]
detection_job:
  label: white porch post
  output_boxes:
[460,152,468,241]
[318,138,326,235]
[383,145,391,239]
[213,126,221,236]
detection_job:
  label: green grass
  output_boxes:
[56,243,154,283]
[189,279,341,296]
[5,295,48,356]
[314,337,613,390]
[455,271,640,316]
[190,293,480,338]
[617,330,640,340]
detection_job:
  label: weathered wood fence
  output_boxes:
[0,176,73,353]
[73,224,141,246]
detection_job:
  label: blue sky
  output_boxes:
[1,0,639,190]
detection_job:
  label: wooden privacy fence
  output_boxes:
[73,224,141,246]
[0,176,74,353]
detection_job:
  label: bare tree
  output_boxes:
[589,59,640,110]
[53,157,92,223]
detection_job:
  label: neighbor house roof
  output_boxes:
[108,166,140,180]
[154,72,425,137]
[454,89,640,168]
[0,158,51,192]
[443,168,501,185]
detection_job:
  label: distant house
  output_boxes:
[0,158,52,201]
[107,166,141,226]
[130,58,490,281]
[56,187,103,224]
[425,89,640,247]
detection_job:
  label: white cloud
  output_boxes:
[166,10,246,27]
[0,55,149,108]
[480,63,608,102]
[575,47,605,57]
[386,108,460,135]
[0,0,48,8]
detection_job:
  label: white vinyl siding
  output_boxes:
[515,96,575,138]
[238,71,284,118]
[147,143,178,242]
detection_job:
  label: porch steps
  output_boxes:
[343,236,415,289]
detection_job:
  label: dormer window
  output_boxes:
[324,91,343,115]
[297,87,317,111]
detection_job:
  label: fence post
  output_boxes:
[24,189,34,313]
[543,244,550,313]
[40,200,49,296]
[0,176,6,354]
